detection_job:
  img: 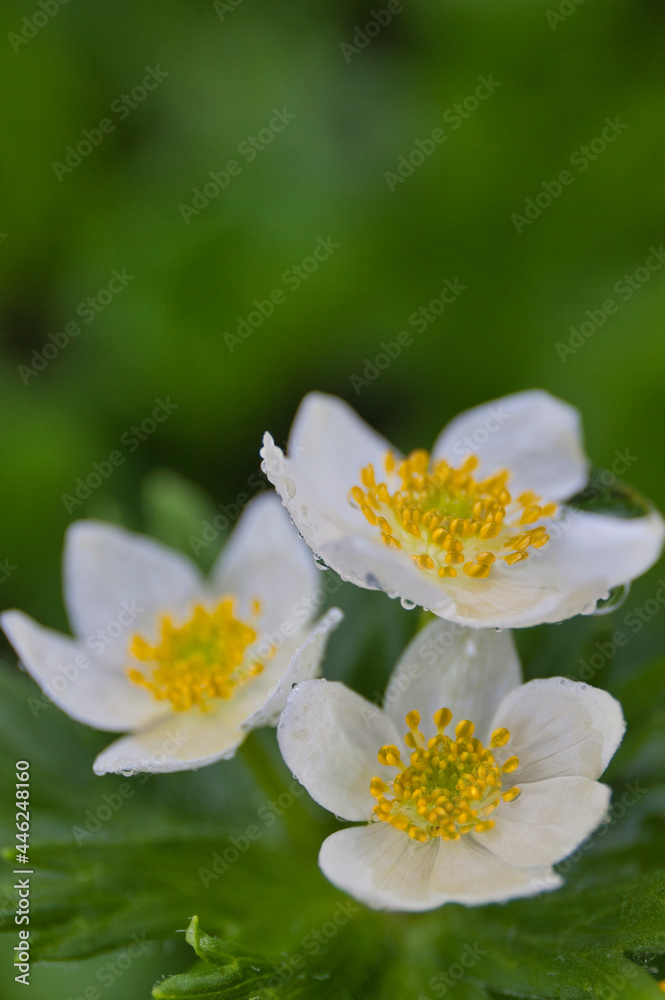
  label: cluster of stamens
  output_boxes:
[349,450,556,580]
[127,598,268,711]
[370,709,520,842]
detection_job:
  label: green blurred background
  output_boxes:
[1,0,665,996]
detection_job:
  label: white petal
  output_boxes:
[479,776,611,867]
[64,521,203,660]
[383,620,522,741]
[211,492,319,633]
[430,569,562,629]
[490,676,625,783]
[277,679,401,822]
[284,392,397,514]
[432,390,588,501]
[503,506,665,626]
[241,607,343,728]
[319,823,561,911]
[93,698,250,775]
[1,610,166,732]
[433,504,665,629]
[261,394,398,567]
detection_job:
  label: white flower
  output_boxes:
[1,494,342,775]
[277,620,625,911]
[261,391,664,628]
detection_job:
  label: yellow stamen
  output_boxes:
[349,449,556,583]
[371,707,520,842]
[127,597,268,712]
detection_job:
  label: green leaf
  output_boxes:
[154,914,386,1000]
[156,878,665,1000]
[568,470,653,519]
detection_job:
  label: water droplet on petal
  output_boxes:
[314,555,329,571]
[494,627,504,634]
[260,460,267,473]
[120,768,135,778]
[592,583,630,616]
[387,591,399,600]
[400,597,417,610]
[283,477,297,498]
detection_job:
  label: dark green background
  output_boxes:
[1,1,665,997]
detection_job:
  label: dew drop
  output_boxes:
[120,768,135,778]
[400,597,417,610]
[494,627,504,634]
[314,555,329,571]
[283,477,297,498]
[387,591,399,600]
[592,583,630,616]
[260,460,267,474]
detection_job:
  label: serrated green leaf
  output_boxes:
[155,913,386,1000]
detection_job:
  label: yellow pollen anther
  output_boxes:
[350,449,556,584]
[405,710,421,729]
[360,464,375,488]
[504,551,529,565]
[371,707,519,842]
[378,744,404,767]
[127,597,268,712]
[433,707,452,730]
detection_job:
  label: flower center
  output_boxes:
[350,450,557,580]
[127,598,268,712]
[370,709,520,842]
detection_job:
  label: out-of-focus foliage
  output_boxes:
[2,0,665,997]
